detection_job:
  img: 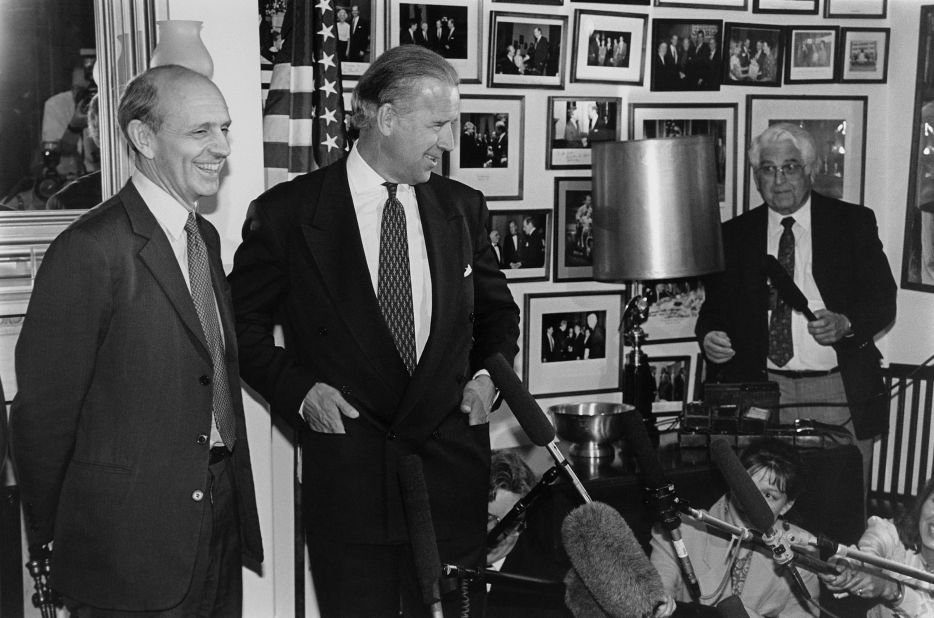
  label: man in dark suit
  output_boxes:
[401,19,419,46]
[504,218,522,268]
[696,123,896,487]
[228,45,519,616]
[489,229,506,268]
[442,18,466,59]
[11,65,263,615]
[530,27,550,76]
[348,4,370,62]
[519,216,545,268]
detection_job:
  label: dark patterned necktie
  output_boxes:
[768,216,796,367]
[378,183,417,375]
[185,212,236,450]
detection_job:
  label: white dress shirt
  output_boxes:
[766,197,837,371]
[346,145,433,361]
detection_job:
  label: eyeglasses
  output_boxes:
[757,162,805,180]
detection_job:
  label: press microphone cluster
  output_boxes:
[484,353,592,504]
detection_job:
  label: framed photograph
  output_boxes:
[753,0,818,14]
[488,11,568,89]
[641,279,705,344]
[571,10,647,85]
[650,19,723,91]
[647,355,691,415]
[554,177,595,281]
[901,6,934,292]
[387,0,481,83]
[824,0,887,19]
[654,0,747,8]
[785,27,839,84]
[488,209,551,282]
[693,352,707,401]
[840,28,889,83]
[573,0,649,4]
[449,95,524,200]
[334,1,375,79]
[547,96,621,169]
[493,0,563,4]
[523,291,623,397]
[722,23,784,87]
[745,95,867,210]
[630,103,738,221]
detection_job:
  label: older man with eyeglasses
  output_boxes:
[696,122,896,491]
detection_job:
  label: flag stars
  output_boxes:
[318,24,334,42]
[322,134,340,152]
[320,78,337,97]
[317,52,336,71]
[320,108,338,126]
[315,0,332,14]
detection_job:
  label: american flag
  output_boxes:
[262,0,348,189]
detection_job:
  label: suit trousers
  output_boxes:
[770,370,875,502]
[308,534,486,618]
[67,456,243,617]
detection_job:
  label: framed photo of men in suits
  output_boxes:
[546,96,621,169]
[745,95,867,211]
[487,209,551,282]
[387,0,481,83]
[570,10,647,85]
[649,19,722,91]
[523,291,624,397]
[448,95,524,201]
[488,12,568,88]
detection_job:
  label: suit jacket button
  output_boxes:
[468,312,475,322]
[431,430,441,439]
[318,327,328,336]
[196,434,209,445]
[199,375,211,385]
[340,385,352,396]
[387,430,397,440]
[192,490,205,502]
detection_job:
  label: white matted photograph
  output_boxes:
[334,1,375,79]
[840,28,889,83]
[448,95,524,200]
[547,97,621,169]
[785,27,838,83]
[488,12,568,88]
[571,10,647,85]
[523,291,623,397]
[387,0,482,83]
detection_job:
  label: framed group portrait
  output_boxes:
[570,10,647,85]
[488,12,568,88]
[553,177,595,282]
[448,95,524,201]
[487,209,551,282]
[745,95,868,211]
[650,19,722,91]
[629,102,738,221]
[546,96,621,169]
[839,28,889,83]
[386,0,482,83]
[333,1,376,79]
[647,355,692,415]
[523,291,623,397]
[785,26,839,84]
[722,23,784,87]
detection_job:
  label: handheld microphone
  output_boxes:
[620,409,702,601]
[484,353,592,504]
[708,438,811,600]
[398,455,444,618]
[763,255,817,321]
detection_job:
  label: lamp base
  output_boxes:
[623,348,660,448]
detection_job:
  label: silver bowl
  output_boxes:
[549,402,636,459]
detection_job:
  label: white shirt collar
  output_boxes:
[346,144,414,199]
[131,170,194,242]
[768,195,811,234]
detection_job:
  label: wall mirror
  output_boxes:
[0,0,163,299]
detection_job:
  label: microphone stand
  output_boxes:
[441,564,565,595]
[622,285,659,447]
[648,482,701,601]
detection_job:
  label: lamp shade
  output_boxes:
[592,135,724,282]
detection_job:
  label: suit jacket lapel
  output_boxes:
[302,161,408,390]
[125,182,211,361]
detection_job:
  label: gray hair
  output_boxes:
[117,64,206,154]
[748,122,819,170]
[350,45,459,131]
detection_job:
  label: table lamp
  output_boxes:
[592,135,724,445]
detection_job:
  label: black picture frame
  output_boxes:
[387,0,482,83]
[722,22,784,87]
[649,18,723,91]
[824,0,887,19]
[655,0,747,8]
[839,27,889,84]
[753,0,818,14]
[488,11,568,89]
[570,10,648,85]
[488,209,552,283]
[784,26,839,84]
[553,177,594,282]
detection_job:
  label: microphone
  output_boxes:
[398,455,444,618]
[763,255,817,321]
[619,409,702,601]
[487,465,560,550]
[561,502,724,617]
[708,438,811,600]
[484,353,592,504]
[441,564,565,595]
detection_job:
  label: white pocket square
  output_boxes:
[464,265,472,277]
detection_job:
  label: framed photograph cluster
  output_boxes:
[449,95,524,201]
[745,95,868,210]
[546,96,621,169]
[386,0,482,83]
[523,291,623,397]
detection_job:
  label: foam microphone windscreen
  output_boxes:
[561,501,667,617]
[709,438,774,533]
[484,353,556,446]
[763,255,812,317]
[716,595,751,618]
[619,408,667,489]
[398,455,442,606]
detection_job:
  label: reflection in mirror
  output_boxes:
[0,1,98,212]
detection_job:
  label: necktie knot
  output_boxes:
[383,182,398,200]
[185,211,198,235]
[781,216,795,230]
